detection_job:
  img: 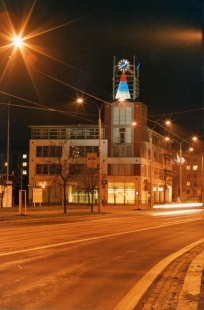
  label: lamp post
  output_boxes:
[165,136,197,202]
[189,148,204,204]
[77,98,105,212]
[6,101,10,181]
[149,130,153,208]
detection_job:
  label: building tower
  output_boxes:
[104,56,149,205]
[105,56,147,158]
[112,55,140,101]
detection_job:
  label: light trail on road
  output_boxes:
[153,208,203,216]
[0,215,203,257]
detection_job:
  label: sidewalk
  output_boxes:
[0,204,143,222]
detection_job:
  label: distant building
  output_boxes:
[27,56,203,207]
[28,105,173,207]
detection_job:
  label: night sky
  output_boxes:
[0,0,203,152]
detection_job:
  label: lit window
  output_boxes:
[186,166,190,170]
[193,165,198,170]
[186,182,190,186]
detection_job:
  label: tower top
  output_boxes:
[113,55,140,101]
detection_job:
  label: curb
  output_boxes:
[176,251,204,310]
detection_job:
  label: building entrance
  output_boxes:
[108,182,135,205]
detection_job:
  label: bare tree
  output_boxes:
[45,141,82,213]
[79,167,99,212]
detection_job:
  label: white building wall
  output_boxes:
[29,138,108,204]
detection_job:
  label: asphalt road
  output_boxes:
[0,206,203,309]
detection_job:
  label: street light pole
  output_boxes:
[6,101,10,181]
[149,130,154,208]
[202,152,204,204]
[77,98,104,212]
[179,145,182,201]
[98,109,102,212]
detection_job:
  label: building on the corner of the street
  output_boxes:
[28,56,173,208]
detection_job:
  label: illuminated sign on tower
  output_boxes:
[113,55,140,100]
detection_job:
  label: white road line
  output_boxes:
[176,251,204,310]
[0,218,203,257]
[114,239,204,310]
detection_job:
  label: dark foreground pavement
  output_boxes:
[0,204,203,310]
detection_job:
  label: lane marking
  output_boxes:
[176,251,204,310]
[114,239,204,310]
[0,218,203,257]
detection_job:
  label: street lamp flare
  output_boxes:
[13,35,24,48]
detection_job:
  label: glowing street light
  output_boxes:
[12,35,24,48]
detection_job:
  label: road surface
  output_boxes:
[0,206,203,309]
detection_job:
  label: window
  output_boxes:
[126,146,132,157]
[112,145,132,157]
[186,166,190,170]
[186,190,190,194]
[50,146,62,157]
[154,167,159,179]
[154,152,158,162]
[36,164,42,174]
[159,155,163,164]
[193,165,198,170]
[148,149,150,160]
[86,129,95,139]
[113,128,131,144]
[141,145,146,158]
[113,106,132,125]
[148,166,150,178]
[109,164,133,175]
[113,146,119,157]
[119,128,125,143]
[50,164,56,174]
[70,146,98,157]
[36,164,62,175]
[159,169,164,179]
[186,181,190,186]
[141,165,146,176]
[69,164,84,175]
[119,146,126,157]
[36,146,62,158]
[49,129,58,139]
[42,164,48,174]
[43,147,49,157]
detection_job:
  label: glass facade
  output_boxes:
[32,127,104,140]
[108,182,135,204]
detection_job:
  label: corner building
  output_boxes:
[28,56,173,207]
[104,101,172,206]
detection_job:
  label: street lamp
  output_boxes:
[12,35,24,49]
[149,130,154,208]
[189,148,204,204]
[165,136,197,202]
[77,98,105,212]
